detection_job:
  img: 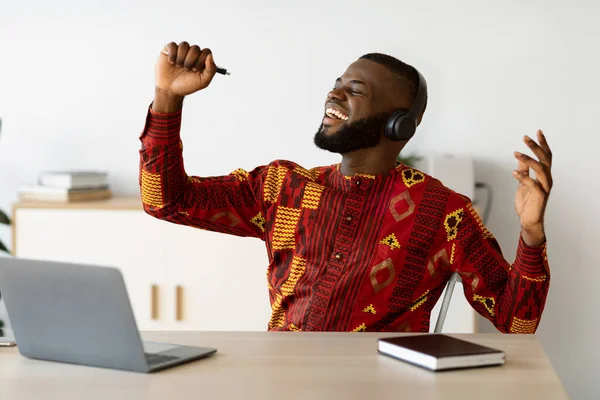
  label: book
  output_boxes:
[377,334,505,371]
[18,186,112,203]
[38,171,108,189]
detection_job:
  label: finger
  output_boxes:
[164,42,177,65]
[204,53,217,77]
[523,135,551,167]
[512,170,542,191]
[184,45,201,71]
[537,130,553,167]
[514,152,552,192]
[194,48,213,73]
[517,158,529,176]
[176,41,190,67]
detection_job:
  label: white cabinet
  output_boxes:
[161,222,271,331]
[12,197,475,333]
[13,206,168,331]
[13,198,271,331]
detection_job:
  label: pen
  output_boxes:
[160,50,230,76]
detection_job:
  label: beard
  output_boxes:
[313,112,391,154]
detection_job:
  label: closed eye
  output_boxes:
[332,87,364,95]
[331,83,367,97]
[333,77,368,96]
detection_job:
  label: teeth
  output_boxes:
[326,108,348,121]
[326,109,338,119]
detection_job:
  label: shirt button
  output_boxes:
[355,180,361,186]
[345,215,352,221]
[335,253,343,260]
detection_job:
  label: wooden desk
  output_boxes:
[0,332,567,399]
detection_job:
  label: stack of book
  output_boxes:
[19,171,112,203]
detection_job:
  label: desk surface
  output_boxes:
[0,332,567,400]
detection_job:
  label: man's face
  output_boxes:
[314,59,410,154]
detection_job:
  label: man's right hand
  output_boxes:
[152,41,217,113]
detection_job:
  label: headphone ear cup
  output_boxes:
[385,109,416,141]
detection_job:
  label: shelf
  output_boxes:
[13,196,143,211]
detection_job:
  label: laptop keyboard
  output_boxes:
[145,352,179,365]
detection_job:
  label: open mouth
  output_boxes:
[325,107,349,121]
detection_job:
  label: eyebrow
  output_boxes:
[335,78,368,87]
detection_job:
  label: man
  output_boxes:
[139,41,552,333]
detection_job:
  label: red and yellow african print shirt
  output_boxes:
[139,107,550,333]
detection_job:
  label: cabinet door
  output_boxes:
[163,223,271,331]
[15,209,168,331]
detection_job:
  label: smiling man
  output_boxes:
[139,41,553,333]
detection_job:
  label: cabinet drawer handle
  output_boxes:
[151,284,159,320]
[176,285,184,321]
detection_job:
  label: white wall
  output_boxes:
[0,0,598,397]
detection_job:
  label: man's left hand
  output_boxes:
[513,130,553,247]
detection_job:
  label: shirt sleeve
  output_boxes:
[138,106,268,239]
[449,198,550,334]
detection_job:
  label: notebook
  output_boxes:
[377,334,505,371]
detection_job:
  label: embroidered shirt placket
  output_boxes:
[308,176,368,330]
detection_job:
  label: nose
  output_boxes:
[327,87,346,102]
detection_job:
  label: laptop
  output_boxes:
[0,257,217,373]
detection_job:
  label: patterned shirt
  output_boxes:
[139,107,550,333]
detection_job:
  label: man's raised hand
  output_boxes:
[512,130,553,246]
[152,41,217,113]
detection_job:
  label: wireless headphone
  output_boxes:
[384,68,428,142]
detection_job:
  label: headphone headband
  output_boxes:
[384,67,428,142]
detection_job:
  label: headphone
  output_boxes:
[384,68,428,142]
